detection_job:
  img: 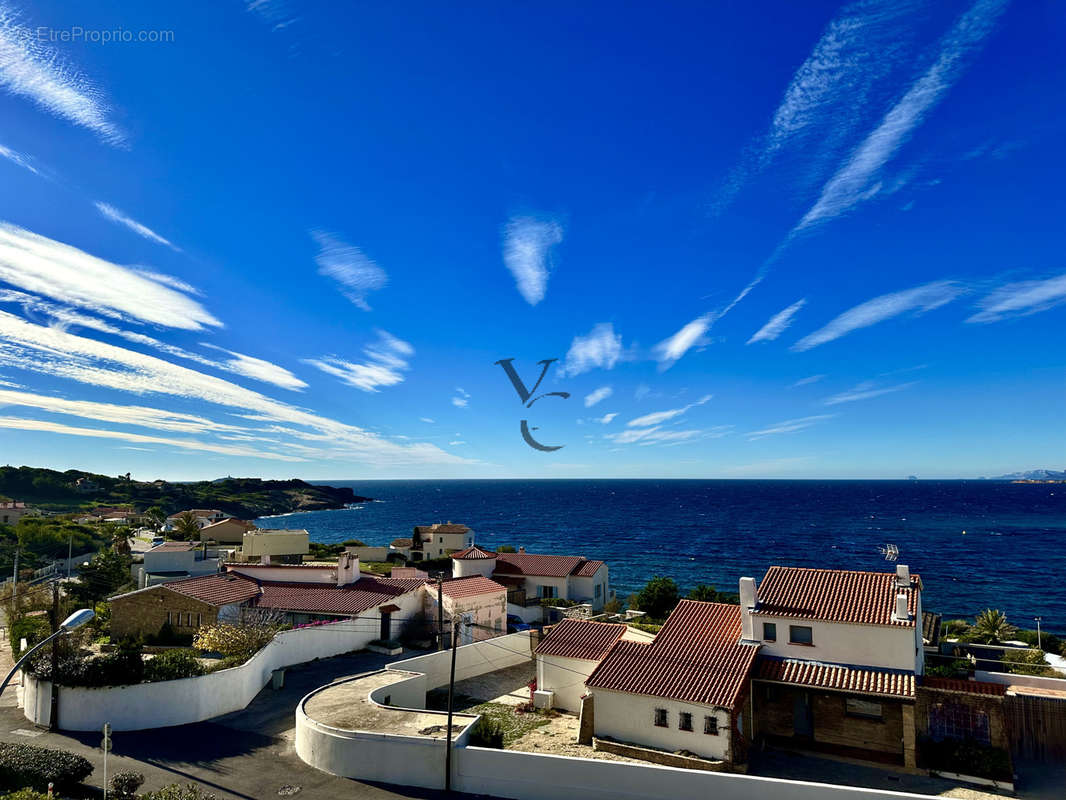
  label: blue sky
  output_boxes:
[0,0,1063,480]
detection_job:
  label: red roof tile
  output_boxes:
[167,573,262,606]
[391,538,414,548]
[451,545,497,560]
[754,656,916,699]
[253,576,424,616]
[573,559,605,577]
[435,576,507,600]
[587,601,758,709]
[921,676,1006,697]
[494,553,585,578]
[536,619,626,661]
[755,566,920,628]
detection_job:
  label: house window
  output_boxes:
[763,622,777,641]
[196,613,202,627]
[845,698,884,720]
[595,584,602,598]
[539,585,556,599]
[704,716,719,735]
[185,613,193,627]
[654,708,668,728]
[789,625,814,645]
[165,611,172,625]
[494,618,502,633]
[679,712,693,731]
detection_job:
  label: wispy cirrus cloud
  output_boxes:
[591,412,617,425]
[823,380,916,405]
[0,223,219,330]
[560,323,622,377]
[608,423,731,447]
[95,202,180,252]
[967,272,1066,323]
[790,374,826,388]
[502,216,563,306]
[748,299,806,344]
[305,329,413,393]
[201,344,306,391]
[653,313,711,370]
[792,280,963,351]
[795,0,1008,231]
[0,142,42,176]
[583,386,613,408]
[747,414,835,440]
[626,394,712,428]
[0,5,123,143]
[312,230,387,311]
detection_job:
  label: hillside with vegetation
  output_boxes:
[0,465,371,517]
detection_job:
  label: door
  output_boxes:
[380,611,392,641]
[793,693,813,739]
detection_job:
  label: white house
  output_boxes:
[0,501,38,526]
[165,509,225,531]
[136,541,224,587]
[390,522,475,561]
[423,575,508,644]
[535,618,626,712]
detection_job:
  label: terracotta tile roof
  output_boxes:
[536,619,626,661]
[391,538,414,548]
[435,576,506,600]
[754,656,916,699]
[573,559,605,577]
[451,545,497,560]
[202,518,255,530]
[253,576,424,616]
[921,677,1006,697]
[587,601,758,709]
[755,566,920,628]
[414,523,470,534]
[922,611,942,646]
[166,573,262,606]
[494,553,585,578]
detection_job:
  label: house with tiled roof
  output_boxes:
[422,575,508,645]
[451,545,611,623]
[136,540,224,587]
[535,619,626,711]
[743,564,925,768]
[388,522,475,561]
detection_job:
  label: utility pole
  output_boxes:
[437,576,444,651]
[67,535,73,580]
[11,546,18,604]
[444,617,460,792]
[49,581,60,730]
[1035,617,1043,650]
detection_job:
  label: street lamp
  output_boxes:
[0,608,95,696]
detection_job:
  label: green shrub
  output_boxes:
[1,788,52,799]
[0,743,93,791]
[8,616,50,657]
[1014,628,1065,657]
[139,783,217,800]
[143,649,204,682]
[539,598,576,608]
[469,717,504,749]
[1001,648,1058,677]
[925,659,972,678]
[109,770,145,798]
[204,655,246,673]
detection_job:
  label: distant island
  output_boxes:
[0,465,371,518]
[990,469,1066,482]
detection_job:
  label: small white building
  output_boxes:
[0,501,38,526]
[534,618,626,712]
[390,523,475,561]
[136,541,224,587]
[165,509,225,531]
[424,575,508,644]
[232,528,310,564]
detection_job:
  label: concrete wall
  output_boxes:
[348,546,390,562]
[142,549,196,573]
[453,557,495,579]
[24,617,387,731]
[593,687,731,762]
[430,590,507,642]
[752,615,919,672]
[976,670,1066,692]
[537,654,596,712]
[387,630,533,690]
[242,530,309,557]
[226,564,337,583]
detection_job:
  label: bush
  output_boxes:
[469,717,504,749]
[634,576,680,621]
[8,616,50,657]
[109,771,145,798]
[0,743,93,792]
[1014,628,1065,657]
[140,783,217,800]
[925,659,972,678]
[1001,648,1058,677]
[204,655,246,673]
[193,623,275,659]
[1,789,52,800]
[143,649,204,682]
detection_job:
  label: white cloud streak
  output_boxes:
[312,230,387,311]
[967,273,1066,323]
[653,314,711,370]
[502,216,563,305]
[560,323,622,377]
[95,202,180,251]
[790,374,826,388]
[795,0,1008,231]
[305,329,413,393]
[0,142,42,176]
[627,394,712,428]
[0,223,219,330]
[823,380,916,405]
[0,5,123,143]
[591,412,617,425]
[747,414,835,440]
[583,386,613,408]
[792,280,962,351]
[200,344,306,391]
[747,299,807,344]
[451,387,470,408]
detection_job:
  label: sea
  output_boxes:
[254,479,1066,634]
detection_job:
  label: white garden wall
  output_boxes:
[976,670,1066,691]
[386,630,533,689]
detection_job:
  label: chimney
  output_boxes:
[518,546,525,554]
[337,551,361,586]
[895,564,911,588]
[739,577,757,641]
[894,592,910,621]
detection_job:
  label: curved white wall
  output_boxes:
[453,557,495,579]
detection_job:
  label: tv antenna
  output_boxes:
[879,543,899,561]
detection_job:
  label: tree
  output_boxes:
[496,545,517,553]
[634,576,680,621]
[111,528,131,556]
[69,549,132,605]
[171,512,201,541]
[687,584,721,603]
[144,506,167,530]
[972,608,1017,644]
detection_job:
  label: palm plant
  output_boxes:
[972,608,1017,644]
[172,512,202,541]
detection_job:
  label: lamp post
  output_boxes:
[0,608,95,697]
[1035,616,1043,650]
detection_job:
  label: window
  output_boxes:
[845,698,883,720]
[789,625,813,645]
[494,618,502,633]
[539,585,556,599]
[763,622,777,641]
[595,584,602,598]
[704,716,719,735]
[678,712,693,731]
[185,613,193,627]
[165,611,172,625]
[654,708,668,728]
[196,613,202,627]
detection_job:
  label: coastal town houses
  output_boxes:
[390,522,475,561]
[199,517,256,543]
[135,540,225,587]
[0,500,37,525]
[164,508,226,531]
[451,545,611,623]
[535,618,626,711]
[424,575,509,643]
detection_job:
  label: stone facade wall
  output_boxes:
[110,586,219,639]
[593,738,730,771]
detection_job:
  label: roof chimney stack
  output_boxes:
[896,564,911,588]
[894,592,910,621]
[739,577,757,641]
[518,546,525,554]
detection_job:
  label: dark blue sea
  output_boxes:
[255,480,1066,633]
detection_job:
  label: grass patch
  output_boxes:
[360,561,393,576]
[464,702,550,746]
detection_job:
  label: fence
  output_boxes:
[976,670,1066,762]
